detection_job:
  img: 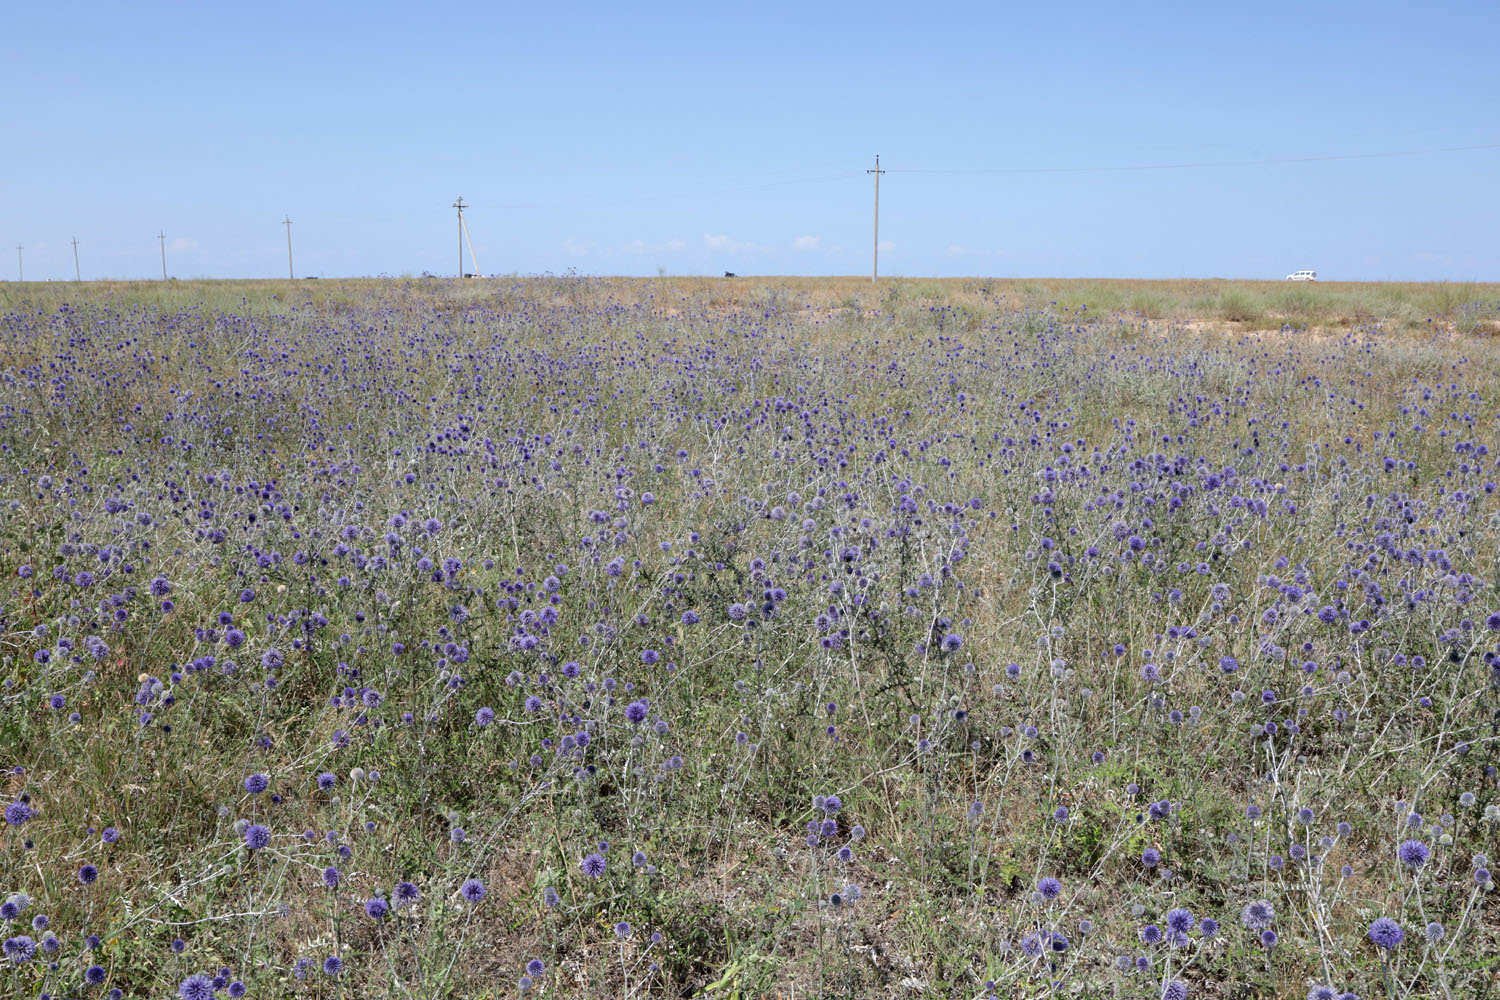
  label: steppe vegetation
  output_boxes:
[2,275,1499,999]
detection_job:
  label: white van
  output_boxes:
[1285,270,1317,281]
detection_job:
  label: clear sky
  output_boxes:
[4,1,1498,281]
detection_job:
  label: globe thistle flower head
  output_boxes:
[395,881,420,905]
[79,863,99,884]
[179,974,215,1000]
[323,955,342,976]
[365,897,389,920]
[1241,900,1274,930]
[1166,908,1194,934]
[244,773,269,795]
[85,964,107,984]
[1398,839,1430,870]
[1368,916,1404,950]
[526,959,545,977]
[243,824,271,850]
[1037,877,1062,900]
[459,878,486,903]
[1163,981,1188,1000]
[581,852,607,878]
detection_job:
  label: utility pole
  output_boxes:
[158,230,167,280]
[71,238,80,281]
[283,215,294,279]
[867,154,885,284]
[453,196,465,277]
[15,244,21,283]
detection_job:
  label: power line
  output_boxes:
[885,141,1500,176]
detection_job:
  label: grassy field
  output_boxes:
[1,276,1498,999]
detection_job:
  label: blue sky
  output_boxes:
[4,1,1498,281]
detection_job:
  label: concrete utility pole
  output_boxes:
[867,154,885,284]
[283,215,294,279]
[452,197,467,277]
[15,244,21,282]
[158,231,167,280]
[71,238,80,281]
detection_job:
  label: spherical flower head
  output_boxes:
[624,700,649,725]
[615,920,632,940]
[395,881,421,905]
[78,863,99,885]
[1260,929,1278,948]
[1199,917,1218,938]
[323,955,343,976]
[85,964,107,984]
[322,867,341,888]
[1368,916,1404,950]
[4,801,32,826]
[1398,839,1430,870]
[1141,924,1163,945]
[1142,848,1161,868]
[1037,877,1061,900]
[581,852,607,878]
[365,897,389,920]
[244,773,269,795]
[526,959,545,977]
[1163,981,1188,1000]
[1166,908,1194,935]
[170,938,186,953]
[1241,899,1275,930]
[101,826,120,844]
[180,974,215,1000]
[475,707,495,726]
[228,983,246,998]
[316,772,336,791]
[1307,987,1336,1000]
[3,935,37,963]
[460,878,486,903]
[1425,921,1445,942]
[243,823,271,850]
[941,633,963,653]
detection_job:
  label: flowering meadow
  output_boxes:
[2,276,1499,999]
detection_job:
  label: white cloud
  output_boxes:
[792,235,820,251]
[703,233,764,254]
[878,240,896,253]
[562,237,593,257]
[663,239,686,251]
[168,237,199,254]
[622,239,649,255]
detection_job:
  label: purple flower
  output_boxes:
[179,974,215,1000]
[460,878,486,902]
[244,773,269,794]
[78,863,99,884]
[1241,899,1274,930]
[581,852,607,878]
[624,700,649,725]
[323,955,342,976]
[365,897,389,920]
[1368,916,1404,950]
[1397,839,1430,870]
[1037,877,1061,900]
[4,802,32,826]
[243,824,271,850]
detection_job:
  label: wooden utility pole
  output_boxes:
[71,238,80,281]
[452,197,467,277]
[867,155,885,284]
[158,231,167,280]
[284,215,294,279]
